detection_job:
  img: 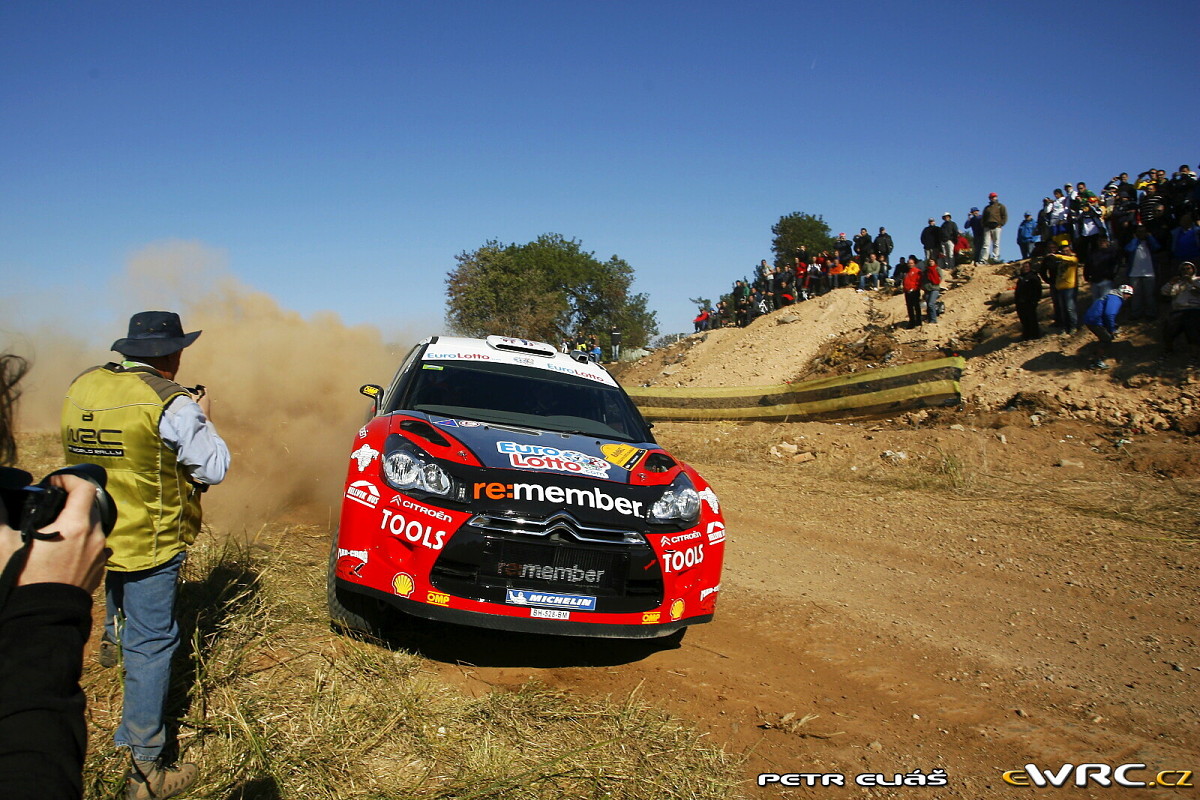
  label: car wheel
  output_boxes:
[327,532,387,638]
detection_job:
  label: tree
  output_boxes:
[771,212,836,267]
[445,234,658,350]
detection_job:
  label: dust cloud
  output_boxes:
[11,240,417,534]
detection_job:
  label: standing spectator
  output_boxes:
[1074,198,1106,263]
[963,207,985,264]
[608,326,621,362]
[1124,227,1161,320]
[982,192,1009,263]
[1044,189,1069,237]
[1082,285,1134,368]
[902,257,924,329]
[1162,261,1200,352]
[1046,241,1081,334]
[939,213,959,265]
[1085,236,1119,300]
[834,233,853,265]
[873,227,894,267]
[1017,211,1039,260]
[1171,214,1200,267]
[61,311,230,799]
[853,228,874,263]
[920,218,941,261]
[1014,260,1045,340]
[922,258,943,324]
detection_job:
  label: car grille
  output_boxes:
[467,511,642,545]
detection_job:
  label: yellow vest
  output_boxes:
[61,364,202,572]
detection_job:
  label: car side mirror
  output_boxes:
[360,384,383,414]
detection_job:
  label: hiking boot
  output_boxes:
[126,759,198,800]
[98,638,119,668]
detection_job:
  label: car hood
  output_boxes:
[414,413,652,484]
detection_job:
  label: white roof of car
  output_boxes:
[420,335,617,386]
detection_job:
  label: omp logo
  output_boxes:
[392,573,415,597]
[350,443,379,471]
[426,591,450,606]
[662,545,704,573]
[1002,764,1193,789]
[505,590,597,611]
[65,426,125,457]
[706,521,726,544]
[496,442,611,477]
[473,482,643,517]
[641,612,661,624]
[345,480,380,508]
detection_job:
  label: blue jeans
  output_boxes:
[858,273,878,290]
[1055,287,1078,331]
[106,551,186,761]
[924,287,941,322]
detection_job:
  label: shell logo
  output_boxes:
[669,599,685,621]
[392,572,415,597]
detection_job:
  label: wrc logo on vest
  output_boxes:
[65,426,125,457]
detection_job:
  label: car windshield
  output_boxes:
[396,360,649,442]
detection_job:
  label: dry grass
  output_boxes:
[72,524,740,800]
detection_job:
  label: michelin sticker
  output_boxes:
[505,589,597,611]
[699,487,720,514]
[497,441,611,477]
[351,443,379,472]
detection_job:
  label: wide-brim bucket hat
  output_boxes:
[112,311,202,358]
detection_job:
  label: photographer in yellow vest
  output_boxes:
[61,311,229,800]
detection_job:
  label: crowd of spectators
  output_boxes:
[693,163,1200,361]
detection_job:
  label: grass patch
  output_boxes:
[78,525,742,799]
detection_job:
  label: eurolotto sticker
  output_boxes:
[530,607,570,620]
[351,443,379,472]
[506,589,597,611]
[600,443,646,470]
[345,480,380,509]
[497,441,611,477]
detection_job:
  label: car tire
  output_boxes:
[327,532,387,638]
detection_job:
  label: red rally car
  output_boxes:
[328,335,725,638]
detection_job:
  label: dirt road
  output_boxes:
[419,420,1198,798]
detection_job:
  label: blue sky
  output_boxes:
[2,1,1196,342]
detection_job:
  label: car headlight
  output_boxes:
[649,474,700,525]
[382,439,454,498]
